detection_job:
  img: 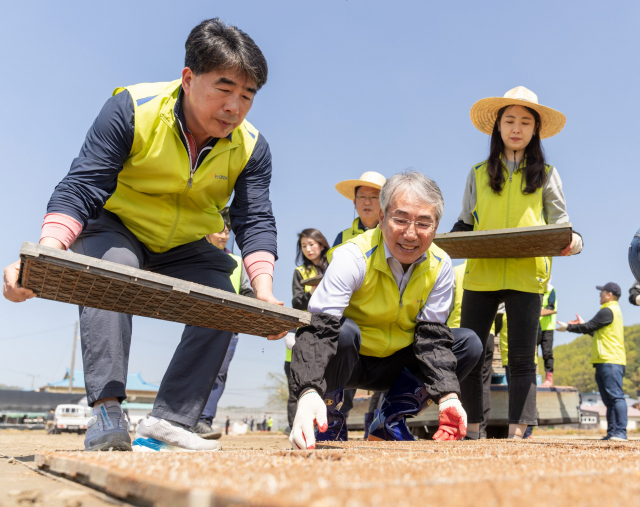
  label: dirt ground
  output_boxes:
[0,430,290,507]
[2,429,640,507]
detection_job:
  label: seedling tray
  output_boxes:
[433,224,572,259]
[18,242,310,337]
[301,275,323,287]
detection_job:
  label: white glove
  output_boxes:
[284,332,296,351]
[289,390,327,450]
[556,321,568,332]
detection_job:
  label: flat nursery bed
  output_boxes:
[36,439,640,507]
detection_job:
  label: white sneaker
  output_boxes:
[133,416,222,452]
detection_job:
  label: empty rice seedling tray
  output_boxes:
[18,242,311,336]
[433,223,572,259]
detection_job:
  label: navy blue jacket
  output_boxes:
[47,89,277,259]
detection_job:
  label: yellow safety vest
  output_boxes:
[539,288,557,331]
[463,158,552,294]
[105,80,259,253]
[447,261,467,329]
[336,218,368,245]
[330,228,445,358]
[592,301,625,365]
[287,265,319,362]
[229,253,242,295]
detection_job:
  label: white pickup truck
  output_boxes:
[52,404,91,434]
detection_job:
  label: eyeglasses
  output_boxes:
[355,195,379,202]
[388,216,436,231]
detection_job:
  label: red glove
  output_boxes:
[433,398,467,441]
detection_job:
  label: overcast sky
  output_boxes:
[1,1,638,406]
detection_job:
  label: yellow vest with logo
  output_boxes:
[104,80,259,253]
[329,228,445,358]
[287,264,319,362]
[463,159,551,293]
[539,288,557,331]
[592,301,625,365]
[229,253,242,295]
[447,261,466,329]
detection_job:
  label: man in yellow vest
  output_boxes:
[332,172,387,247]
[288,171,482,449]
[3,19,284,452]
[556,282,627,440]
[193,210,255,440]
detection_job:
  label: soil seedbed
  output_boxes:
[36,439,640,507]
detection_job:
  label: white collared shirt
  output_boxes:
[308,238,454,323]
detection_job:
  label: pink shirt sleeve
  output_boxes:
[40,213,83,250]
[243,252,275,282]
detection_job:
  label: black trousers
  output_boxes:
[479,334,495,434]
[538,330,555,373]
[284,362,298,427]
[324,318,482,395]
[342,389,356,417]
[460,290,542,425]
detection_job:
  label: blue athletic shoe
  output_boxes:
[133,416,222,452]
[368,369,432,442]
[315,388,348,442]
[84,404,132,452]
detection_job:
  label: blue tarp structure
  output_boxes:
[0,390,84,413]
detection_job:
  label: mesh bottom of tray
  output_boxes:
[433,224,572,259]
[19,243,309,337]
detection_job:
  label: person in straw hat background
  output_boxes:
[451,86,583,439]
[332,171,387,247]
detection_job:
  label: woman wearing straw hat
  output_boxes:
[332,171,387,247]
[452,86,582,439]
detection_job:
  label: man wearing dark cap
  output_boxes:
[556,282,627,440]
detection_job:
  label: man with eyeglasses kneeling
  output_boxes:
[288,171,482,449]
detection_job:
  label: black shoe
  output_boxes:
[192,420,222,440]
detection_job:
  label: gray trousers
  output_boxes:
[72,210,236,427]
[200,334,239,421]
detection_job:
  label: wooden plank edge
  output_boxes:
[35,453,254,507]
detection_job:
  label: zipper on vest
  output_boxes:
[176,119,195,188]
[382,275,402,357]
[163,194,182,251]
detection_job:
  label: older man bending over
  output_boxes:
[288,171,482,449]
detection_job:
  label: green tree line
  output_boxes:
[553,324,640,396]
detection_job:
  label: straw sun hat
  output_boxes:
[470,86,566,139]
[335,171,387,200]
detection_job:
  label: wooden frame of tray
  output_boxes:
[18,242,310,337]
[432,224,572,259]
